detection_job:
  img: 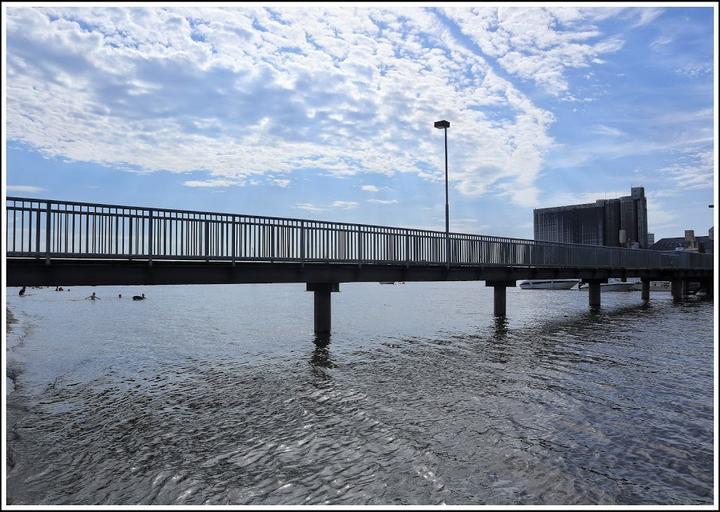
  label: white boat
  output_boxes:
[579,277,638,292]
[631,281,671,292]
[518,279,580,290]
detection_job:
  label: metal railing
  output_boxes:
[5,197,714,271]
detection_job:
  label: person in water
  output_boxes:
[132,293,145,301]
[85,292,100,300]
[19,286,26,296]
[118,294,122,299]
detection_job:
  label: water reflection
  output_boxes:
[492,317,509,339]
[310,334,335,370]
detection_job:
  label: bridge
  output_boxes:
[6,197,714,334]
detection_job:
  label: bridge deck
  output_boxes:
[5,258,712,288]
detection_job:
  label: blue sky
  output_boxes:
[4,4,716,240]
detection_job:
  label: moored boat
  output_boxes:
[630,281,672,292]
[579,278,638,292]
[519,279,580,290]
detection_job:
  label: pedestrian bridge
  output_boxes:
[6,197,714,333]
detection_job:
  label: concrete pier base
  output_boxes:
[671,279,684,300]
[306,282,339,334]
[704,278,714,300]
[586,280,605,309]
[494,286,506,317]
[641,279,650,301]
[682,280,690,297]
[486,280,515,317]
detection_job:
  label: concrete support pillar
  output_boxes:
[493,285,507,317]
[486,280,515,317]
[641,279,650,301]
[306,283,339,335]
[682,280,691,297]
[589,281,601,309]
[671,279,684,300]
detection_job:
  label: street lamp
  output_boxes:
[434,119,450,268]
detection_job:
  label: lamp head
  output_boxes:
[434,120,450,129]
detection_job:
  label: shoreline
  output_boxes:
[6,306,22,488]
[7,307,17,334]
[6,306,22,391]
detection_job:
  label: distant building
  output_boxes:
[647,233,655,246]
[534,187,649,248]
[649,228,714,254]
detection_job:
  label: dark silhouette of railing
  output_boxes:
[5,197,713,270]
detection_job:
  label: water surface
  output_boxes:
[5,283,715,505]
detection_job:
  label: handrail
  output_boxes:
[5,196,715,270]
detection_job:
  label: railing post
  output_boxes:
[324,226,329,262]
[45,201,51,264]
[446,233,450,269]
[358,225,363,264]
[271,224,275,261]
[405,232,410,266]
[300,221,305,263]
[204,219,210,260]
[35,204,41,254]
[148,209,153,265]
[128,212,134,260]
[231,216,236,266]
[114,215,119,255]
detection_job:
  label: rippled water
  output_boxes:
[5,282,715,505]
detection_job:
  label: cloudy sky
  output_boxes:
[4,4,716,240]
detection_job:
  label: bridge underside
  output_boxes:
[6,258,712,287]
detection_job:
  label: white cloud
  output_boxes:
[332,200,358,209]
[653,108,713,125]
[367,198,398,204]
[658,150,713,190]
[7,184,46,194]
[650,35,672,49]
[630,8,664,28]
[675,63,712,78]
[295,202,324,212]
[443,6,624,96]
[271,178,290,187]
[183,179,238,188]
[5,5,558,207]
[361,184,379,192]
[591,124,625,137]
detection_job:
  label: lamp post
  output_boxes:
[434,120,450,268]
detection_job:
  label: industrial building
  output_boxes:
[534,187,649,248]
[649,228,714,254]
